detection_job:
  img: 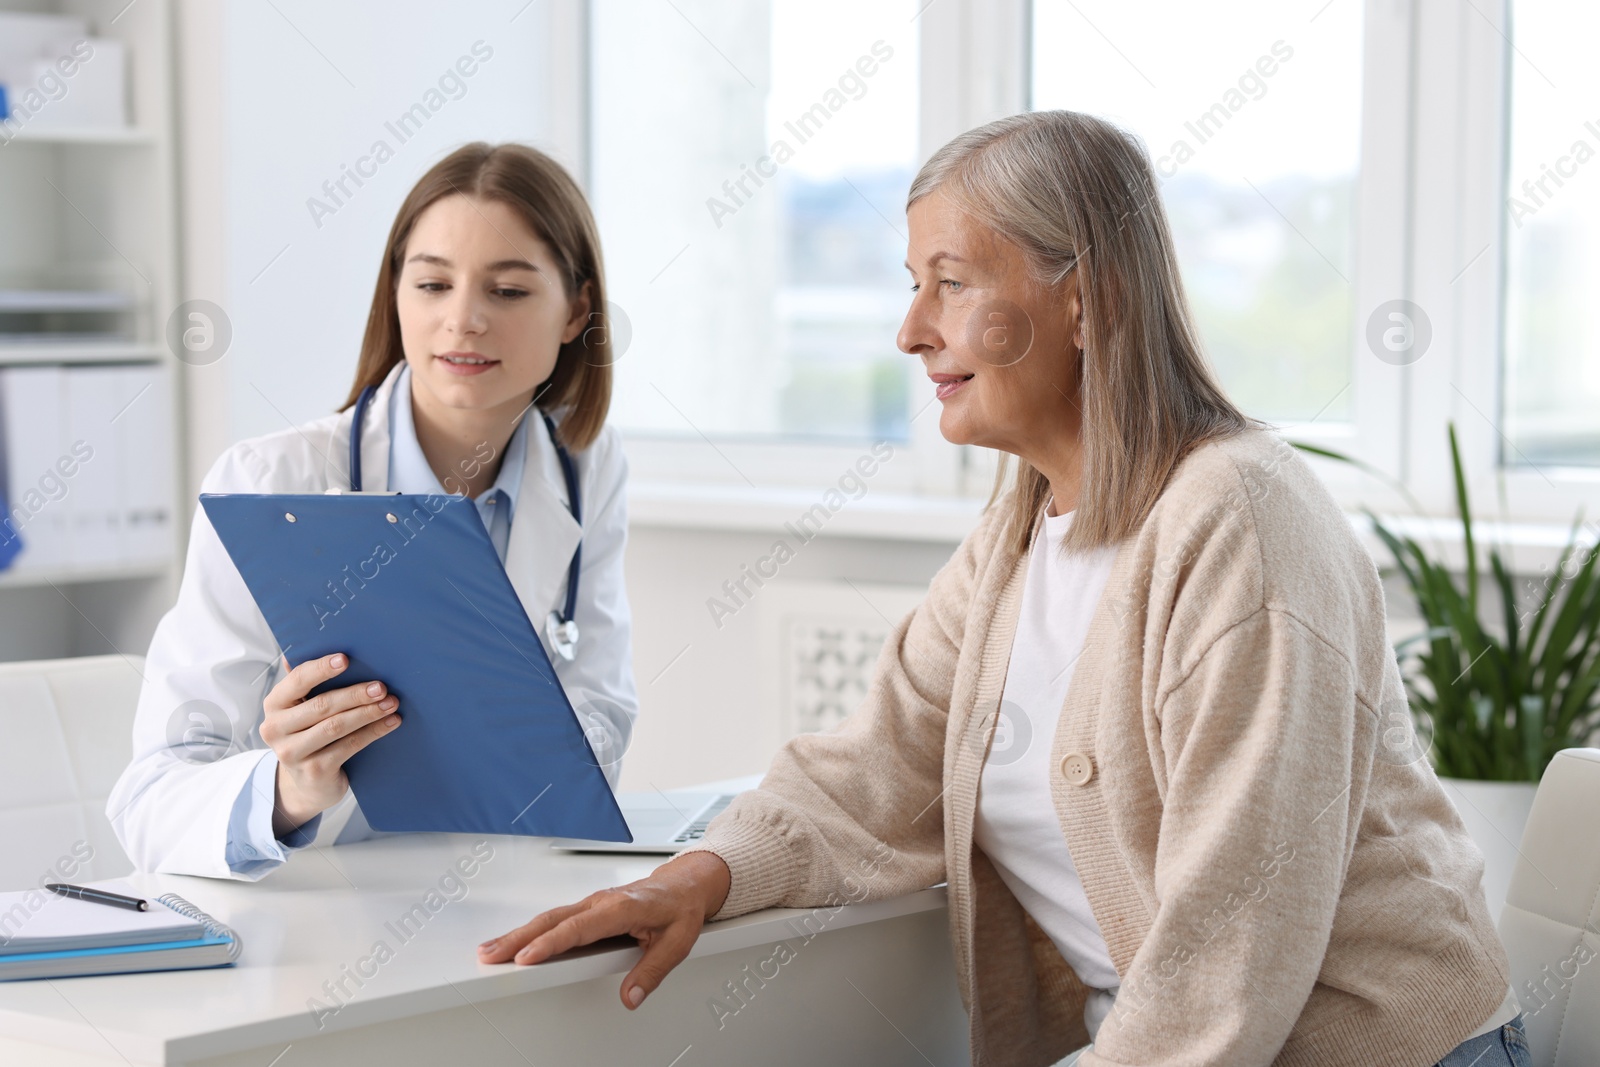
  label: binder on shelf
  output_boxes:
[0,364,173,574]
[0,15,127,134]
[65,366,121,565]
[0,376,19,571]
[0,366,68,571]
[113,365,174,564]
[18,39,127,132]
[0,881,241,982]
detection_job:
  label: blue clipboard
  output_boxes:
[200,491,632,842]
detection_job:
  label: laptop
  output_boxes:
[548,779,757,854]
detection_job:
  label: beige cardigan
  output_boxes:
[682,429,1510,1067]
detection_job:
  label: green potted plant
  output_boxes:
[1295,424,1600,917]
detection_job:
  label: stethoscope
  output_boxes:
[349,383,584,661]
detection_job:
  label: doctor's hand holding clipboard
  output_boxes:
[106,142,640,882]
[256,652,401,843]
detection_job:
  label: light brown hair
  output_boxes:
[342,142,613,450]
[908,111,1255,554]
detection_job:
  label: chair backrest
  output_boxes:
[0,655,141,891]
[1498,747,1600,1067]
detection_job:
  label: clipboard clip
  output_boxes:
[546,612,579,661]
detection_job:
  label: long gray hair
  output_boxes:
[909,110,1253,554]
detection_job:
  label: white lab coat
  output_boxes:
[106,362,638,880]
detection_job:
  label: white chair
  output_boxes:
[1498,747,1600,1066]
[0,654,142,891]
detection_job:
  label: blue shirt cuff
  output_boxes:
[225,752,323,875]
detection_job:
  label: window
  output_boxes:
[590,0,921,445]
[1030,0,1364,426]
[1502,0,1600,468]
[572,0,1599,528]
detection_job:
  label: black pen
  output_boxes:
[45,883,149,912]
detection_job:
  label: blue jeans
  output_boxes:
[1432,1013,1533,1067]
[1056,1013,1534,1066]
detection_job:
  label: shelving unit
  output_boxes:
[0,0,182,661]
[0,559,167,589]
[4,125,156,145]
[0,342,165,365]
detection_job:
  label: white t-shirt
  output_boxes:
[973,505,1121,1040]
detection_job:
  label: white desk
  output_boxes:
[0,794,969,1066]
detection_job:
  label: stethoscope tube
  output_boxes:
[349,383,583,658]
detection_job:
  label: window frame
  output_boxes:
[1420,0,1600,528]
[573,0,986,497]
[556,0,1600,538]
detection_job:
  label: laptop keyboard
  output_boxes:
[672,794,737,844]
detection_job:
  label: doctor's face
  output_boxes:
[395,194,590,424]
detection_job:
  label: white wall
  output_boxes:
[618,525,958,790]
[179,0,578,488]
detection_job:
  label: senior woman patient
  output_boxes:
[478,111,1529,1067]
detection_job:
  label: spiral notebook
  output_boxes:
[0,880,241,981]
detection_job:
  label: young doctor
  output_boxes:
[106,142,637,881]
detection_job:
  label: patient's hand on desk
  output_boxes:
[260,653,401,839]
[477,851,732,1010]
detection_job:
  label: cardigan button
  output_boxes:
[1060,752,1094,786]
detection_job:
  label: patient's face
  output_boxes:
[897,190,1083,460]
